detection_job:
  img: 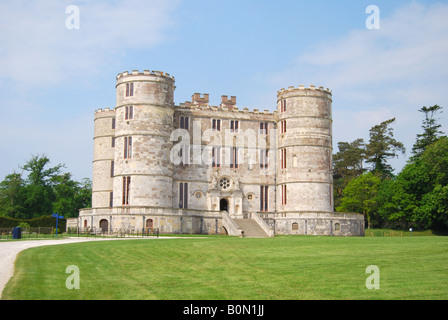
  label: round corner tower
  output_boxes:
[113,70,175,208]
[92,108,116,209]
[276,85,333,216]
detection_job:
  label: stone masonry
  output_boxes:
[72,69,365,237]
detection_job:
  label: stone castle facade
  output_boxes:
[73,69,364,237]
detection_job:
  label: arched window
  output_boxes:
[292,222,299,231]
[146,219,154,229]
[335,223,341,231]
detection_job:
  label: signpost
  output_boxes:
[52,213,65,236]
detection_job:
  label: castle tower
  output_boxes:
[276,85,333,216]
[92,108,116,209]
[113,70,175,208]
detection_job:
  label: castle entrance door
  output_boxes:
[99,219,108,232]
[220,198,228,212]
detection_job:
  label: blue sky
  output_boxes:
[0,0,447,181]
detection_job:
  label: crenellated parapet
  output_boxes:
[116,69,175,81]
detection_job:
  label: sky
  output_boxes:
[0,0,447,181]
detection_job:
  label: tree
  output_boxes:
[20,154,64,218]
[0,172,26,218]
[336,172,382,229]
[411,105,444,160]
[333,139,366,208]
[365,118,405,177]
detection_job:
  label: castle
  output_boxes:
[72,69,364,237]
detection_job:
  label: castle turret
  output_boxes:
[113,70,175,208]
[92,108,116,209]
[276,85,333,215]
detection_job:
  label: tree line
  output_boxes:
[334,105,447,231]
[0,155,91,219]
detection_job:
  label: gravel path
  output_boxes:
[0,236,174,299]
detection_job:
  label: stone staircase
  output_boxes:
[233,219,269,238]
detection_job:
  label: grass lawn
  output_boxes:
[2,236,448,300]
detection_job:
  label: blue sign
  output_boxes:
[52,213,64,236]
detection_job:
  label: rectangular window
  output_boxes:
[260,185,269,212]
[179,145,190,166]
[212,119,221,131]
[281,100,286,112]
[281,120,286,134]
[260,122,269,135]
[180,116,189,130]
[110,161,114,178]
[179,182,188,209]
[260,149,268,169]
[281,149,287,169]
[126,83,134,97]
[230,147,239,169]
[125,106,133,120]
[112,137,115,148]
[112,118,116,129]
[212,146,221,168]
[109,192,114,208]
[282,185,287,206]
[122,177,131,205]
[124,136,132,159]
[230,120,239,133]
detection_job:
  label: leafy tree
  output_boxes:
[365,118,405,177]
[20,154,64,218]
[333,139,366,208]
[411,105,444,160]
[336,172,382,229]
[0,172,26,218]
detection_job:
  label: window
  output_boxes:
[212,119,221,131]
[230,147,239,169]
[195,191,203,199]
[110,161,114,178]
[124,136,132,159]
[219,177,231,191]
[281,149,287,169]
[281,120,286,134]
[260,185,269,212]
[280,100,286,112]
[282,185,287,205]
[122,177,131,205]
[292,222,298,231]
[335,223,341,231]
[112,137,115,148]
[212,146,221,168]
[179,182,188,209]
[112,117,116,129]
[230,120,239,133]
[126,83,134,97]
[260,122,269,135]
[180,116,189,130]
[260,149,268,169]
[247,193,254,201]
[179,145,190,166]
[125,106,133,120]
[109,192,113,208]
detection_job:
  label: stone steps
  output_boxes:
[233,219,269,238]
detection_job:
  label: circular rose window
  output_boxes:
[219,177,232,191]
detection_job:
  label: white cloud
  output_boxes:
[0,0,180,87]
[266,2,448,170]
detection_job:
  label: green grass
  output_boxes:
[2,236,448,300]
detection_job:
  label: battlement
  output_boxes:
[277,85,332,96]
[95,107,115,113]
[192,93,209,106]
[116,69,175,81]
